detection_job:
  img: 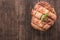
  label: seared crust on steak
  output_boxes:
[31,1,57,31]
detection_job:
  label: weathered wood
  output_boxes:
[0,0,18,40]
[0,0,60,40]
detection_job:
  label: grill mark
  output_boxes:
[38,4,56,21]
[32,22,46,31]
[37,2,56,14]
[32,17,46,27]
[43,24,51,30]
[34,5,56,21]
[44,17,54,25]
[31,17,51,31]
[32,15,54,26]
[32,9,54,26]
[48,12,56,21]
[31,16,52,30]
[32,10,43,19]
[31,17,52,30]
[33,9,54,21]
[31,23,44,31]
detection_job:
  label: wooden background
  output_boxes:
[0,0,60,40]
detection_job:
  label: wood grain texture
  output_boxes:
[0,0,60,40]
[0,0,18,40]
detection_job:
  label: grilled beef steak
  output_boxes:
[31,1,57,31]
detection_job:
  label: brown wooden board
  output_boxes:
[0,0,60,40]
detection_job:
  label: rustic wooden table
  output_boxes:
[0,0,60,40]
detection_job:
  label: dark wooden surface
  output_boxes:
[0,0,60,40]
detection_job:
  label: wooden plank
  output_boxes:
[18,0,26,40]
[21,0,60,40]
[0,0,60,40]
[0,0,19,40]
